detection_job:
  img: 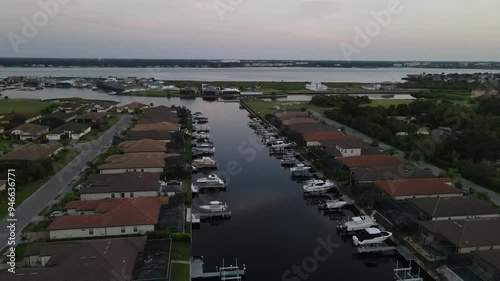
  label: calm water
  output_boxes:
[1,67,498,82]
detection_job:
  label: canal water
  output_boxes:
[6,89,404,280]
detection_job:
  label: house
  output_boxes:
[337,155,403,169]
[0,237,149,281]
[281,118,319,126]
[351,167,436,184]
[372,178,463,200]
[132,122,181,132]
[160,181,183,197]
[406,197,500,221]
[40,111,78,128]
[58,102,87,112]
[75,112,108,123]
[123,130,177,142]
[180,86,199,95]
[118,139,168,153]
[0,143,63,164]
[202,85,219,97]
[305,81,328,91]
[10,123,49,140]
[47,197,169,239]
[46,123,92,140]
[89,101,116,113]
[119,102,150,113]
[418,219,500,254]
[80,172,161,200]
[137,116,180,124]
[99,153,175,174]
[143,106,177,118]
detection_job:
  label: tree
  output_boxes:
[385,148,400,156]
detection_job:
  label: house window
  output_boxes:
[121,193,125,198]
[133,226,138,232]
[89,229,94,235]
[111,193,115,198]
[130,193,134,198]
[121,227,126,233]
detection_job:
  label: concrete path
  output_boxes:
[308,110,500,205]
[0,115,132,252]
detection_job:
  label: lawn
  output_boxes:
[244,100,330,118]
[170,263,190,281]
[0,99,51,115]
[171,241,191,261]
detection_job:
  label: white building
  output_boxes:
[306,81,328,91]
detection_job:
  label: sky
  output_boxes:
[0,0,499,60]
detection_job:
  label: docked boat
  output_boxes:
[303,180,335,193]
[200,201,228,212]
[193,124,210,132]
[193,131,210,139]
[91,86,99,91]
[290,163,312,177]
[193,112,208,122]
[352,228,393,246]
[192,157,217,169]
[192,138,212,146]
[324,199,348,210]
[270,141,291,149]
[265,137,283,145]
[194,143,215,154]
[338,215,377,232]
[196,174,226,187]
[281,155,297,166]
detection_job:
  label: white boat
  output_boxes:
[193,124,210,132]
[193,112,208,122]
[200,201,228,212]
[91,86,99,91]
[281,155,297,166]
[270,141,291,149]
[324,199,348,210]
[352,228,393,246]
[192,157,217,169]
[265,137,283,145]
[339,215,377,232]
[303,180,335,193]
[196,174,225,187]
[290,164,312,177]
[194,143,215,154]
[193,131,210,139]
[192,138,212,146]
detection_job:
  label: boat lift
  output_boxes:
[393,261,423,281]
[192,257,247,280]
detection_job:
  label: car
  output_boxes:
[50,211,66,218]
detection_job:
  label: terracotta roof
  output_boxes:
[286,124,338,135]
[373,178,462,197]
[143,106,177,119]
[0,237,146,281]
[303,132,356,142]
[99,153,176,170]
[282,118,319,126]
[132,122,180,132]
[76,112,108,121]
[0,143,63,162]
[81,172,161,194]
[123,102,149,109]
[337,155,402,168]
[10,123,48,135]
[48,197,169,230]
[406,197,500,218]
[123,130,175,141]
[137,116,179,124]
[419,219,500,248]
[319,138,366,148]
[118,139,167,153]
[275,111,307,118]
[352,167,436,183]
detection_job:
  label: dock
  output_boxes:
[357,245,397,253]
[192,211,232,224]
[192,257,246,280]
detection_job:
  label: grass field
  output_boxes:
[0,99,51,115]
[244,100,330,118]
[170,263,190,281]
[171,241,191,261]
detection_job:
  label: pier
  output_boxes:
[191,257,246,280]
[192,211,232,224]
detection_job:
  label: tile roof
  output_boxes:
[137,116,179,124]
[0,237,146,281]
[285,124,338,135]
[281,118,319,126]
[303,132,356,142]
[118,139,167,153]
[418,219,500,248]
[10,123,48,135]
[373,178,463,197]
[99,153,177,170]
[132,122,180,132]
[123,130,175,141]
[42,111,78,120]
[352,167,436,182]
[123,102,149,109]
[473,250,500,272]
[143,106,177,119]
[406,197,500,218]
[337,155,402,168]
[48,123,91,134]
[48,197,169,230]
[0,143,63,162]
[76,112,108,121]
[80,172,161,194]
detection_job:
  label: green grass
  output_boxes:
[78,116,119,143]
[361,99,414,107]
[0,99,51,115]
[244,100,330,118]
[170,263,190,281]
[171,241,191,261]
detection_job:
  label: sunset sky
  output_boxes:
[1,0,499,60]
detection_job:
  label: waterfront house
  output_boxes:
[75,112,108,123]
[143,105,177,118]
[372,178,463,200]
[305,81,328,91]
[132,122,181,132]
[40,111,78,128]
[98,152,174,174]
[118,139,168,153]
[137,115,180,124]
[302,133,355,147]
[79,172,161,200]
[0,143,63,165]
[180,86,199,95]
[0,237,149,281]
[58,101,87,112]
[337,155,403,170]
[202,85,219,97]
[119,102,150,113]
[123,130,178,142]
[281,118,319,126]
[351,167,436,184]
[406,197,500,221]
[46,123,92,140]
[417,219,500,254]
[10,123,49,140]
[47,197,169,239]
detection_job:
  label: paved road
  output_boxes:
[0,114,132,251]
[309,110,500,205]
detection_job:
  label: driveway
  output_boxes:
[308,110,500,205]
[0,114,132,251]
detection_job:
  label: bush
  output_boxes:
[171,233,191,242]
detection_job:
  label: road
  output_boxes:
[0,114,132,251]
[309,110,500,206]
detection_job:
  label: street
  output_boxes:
[0,114,132,252]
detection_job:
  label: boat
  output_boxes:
[193,131,210,139]
[352,228,393,246]
[91,86,99,91]
[290,163,312,177]
[194,143,215,154]
[192,138,212,146]
[196,174,226,187]
[338,215,377,232]
[193,112,209,122]
[200,201,228,212]
[192,157,217,169]
[303,180,335,193]
[281,155,297,166]
[270,141,291,149]
[193,124,210,132]
[324,199,348,210]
